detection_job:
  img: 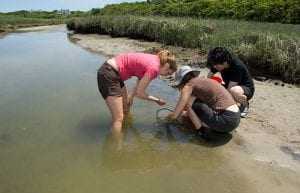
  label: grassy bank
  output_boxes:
[67,15,300,84]
[0,15,65,36]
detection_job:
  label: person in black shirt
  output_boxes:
[207,47,255,117]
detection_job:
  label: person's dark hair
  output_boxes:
[207,47,232,66]
[176,71,198,90]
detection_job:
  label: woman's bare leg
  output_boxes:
[105,95,124,149]
[186,95,203,130]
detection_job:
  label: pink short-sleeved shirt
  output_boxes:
[115,53,160,81]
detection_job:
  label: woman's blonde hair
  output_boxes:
[158,50,177,71]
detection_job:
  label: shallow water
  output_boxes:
[0,26,299,193]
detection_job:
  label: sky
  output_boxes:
[0,0,145,12]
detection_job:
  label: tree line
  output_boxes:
[92,0,299,24]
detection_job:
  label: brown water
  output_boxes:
[0,26,299,193]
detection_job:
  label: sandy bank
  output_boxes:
[16,24,66,32]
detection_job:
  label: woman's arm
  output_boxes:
[167,85,193,121]
[135,75,165,105]
[127,79,139,106]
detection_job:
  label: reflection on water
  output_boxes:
[101,112,230,171]
[100,112,300,193]
[0,26,299,193]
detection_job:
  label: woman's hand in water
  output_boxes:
[127,95,134,107]
[123,96,132,113]
[165,113,176,123]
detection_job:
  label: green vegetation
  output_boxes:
[0,15,62,35]
[96,0,299,24]
[0,15,63,25]
[67,15,300,83]
[0,10,88,35]
[0,10,88,19]
[1,2,299,83]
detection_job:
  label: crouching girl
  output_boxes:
[166,66,240,139]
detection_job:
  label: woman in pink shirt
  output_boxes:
[97,50,177,140]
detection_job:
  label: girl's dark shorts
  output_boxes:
[97,62,125,99]
[192,98,240,133]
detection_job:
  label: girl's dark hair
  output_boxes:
[207,47,232,66]
[176,71,199,90]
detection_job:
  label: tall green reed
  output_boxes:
[67,15,300,83]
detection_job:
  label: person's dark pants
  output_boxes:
[192,99,240,133]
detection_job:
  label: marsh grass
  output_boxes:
[0,15,64,35]
[66,15,298,83]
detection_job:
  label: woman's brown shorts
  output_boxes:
[97,62,125,99]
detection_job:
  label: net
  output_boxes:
[156,108,180,125]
